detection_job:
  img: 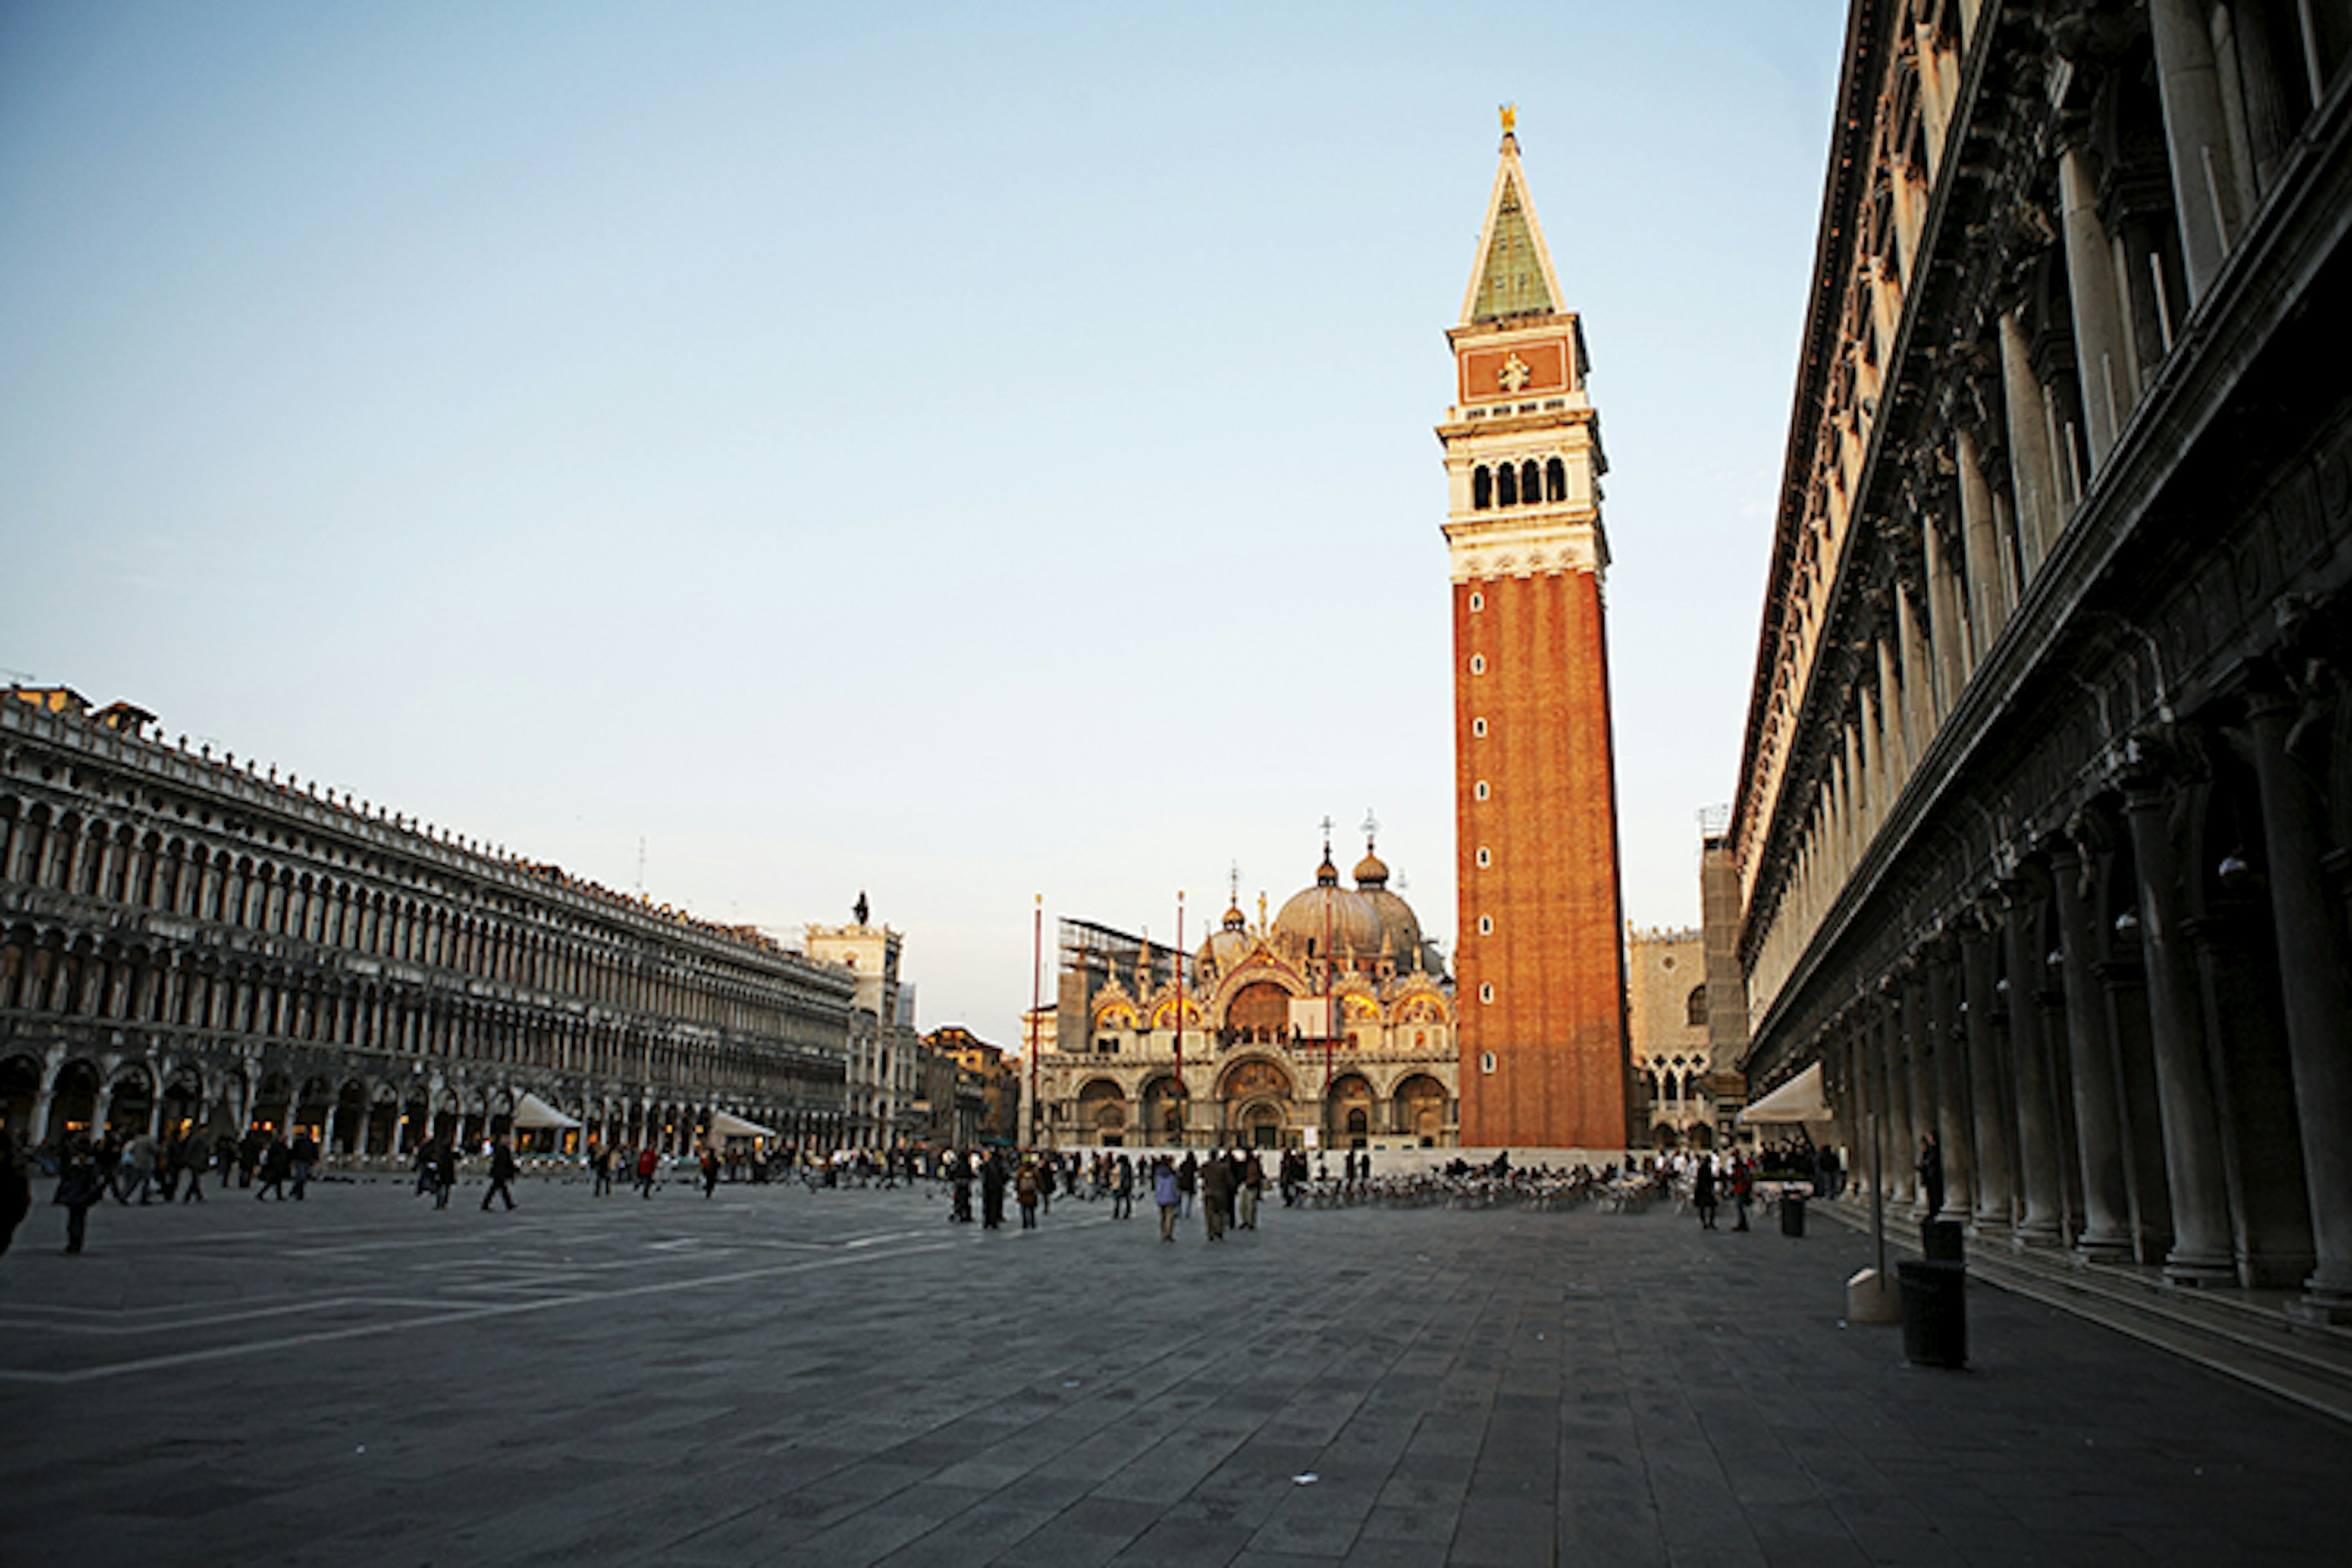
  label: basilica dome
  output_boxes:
[1273,851,1387,964]
[1195,900,1255,979]
[1352,851,1425,971]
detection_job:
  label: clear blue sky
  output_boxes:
[1,1,1847,1046]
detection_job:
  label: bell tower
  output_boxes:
[1439,110,1631,1152]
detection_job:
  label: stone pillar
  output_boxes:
[2003,870,2068,1246]
[1875,631,1912,790]
[1956,426,2007,663]
[2050,832,2137,1260]
[2244,686,2352,1319]
[1924,937,1975,1216]
[1921,510,1969,716]
[1959,908,2016,1232]
[2058,141,2134,467]
[1902,963,1937,1200]
[2120,761,2238,1283]
[1882,987,1917,1208]
[2147,0,2244,303]
[1895,580,1933,760]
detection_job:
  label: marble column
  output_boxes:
[2147,0,2244,302]
[1922,509,1970,715]
[1883,987,1917,1208]
[1956,427,2008,662]
[2003,870,2068,1246]
[2058,141,2135,467]
[2120,766,2238,1283]
[2051,834,2137,1260]
[1896,582,1934,761]
[1924,937,1975,1217]
[1902,963,1937,1204]
[2244,685,2352,1319]
[1960,908,2016,1232]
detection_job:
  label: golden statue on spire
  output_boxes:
[1500,102,1517,135]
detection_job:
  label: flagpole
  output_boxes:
[1174,890,1186,1150]
[1028,894,1042,1149]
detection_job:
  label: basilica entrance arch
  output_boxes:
[1393,1073,1447,1147]
[1219,1057,1292,1148]
[1327,1071,1374,1149]
[1226,982,1291,1046]
[1077,1078,1128,1145]
[1141,1074,1187,1144]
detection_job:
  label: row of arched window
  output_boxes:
[1472,457,1568,510]
[0,797,839,1042]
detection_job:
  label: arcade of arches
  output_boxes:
[1,691,856,1158]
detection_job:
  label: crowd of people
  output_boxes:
[0,1119,1856,1259]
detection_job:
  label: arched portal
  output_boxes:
[1227,982,1290,1046]
[1393,1073,1447,1147]
[1142,1075,1188,1145]
[105,1066,154,1138]
[1327,1071,1374,1149]
[1,1054,43,1141]
[1077,1079,1128,1146]
[46,1060,99,1141]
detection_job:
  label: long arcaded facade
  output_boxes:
[1,688,854,1156]
[1732,0,2352,1322]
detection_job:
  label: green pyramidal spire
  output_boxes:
[1471,170,1555,320]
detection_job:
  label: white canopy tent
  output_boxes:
[510,1091,582,1131]
[1736,1062,1834,1126]
[708,1109,779,1140]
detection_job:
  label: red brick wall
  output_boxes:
[1453,568,1631,1148]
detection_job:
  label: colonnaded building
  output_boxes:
[0,686,859,1156]
[1035,839,1458,1150]
[1730,0,2352,1322]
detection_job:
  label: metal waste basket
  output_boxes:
[1780,1193,1807,1237]
[1898,1259,1967,1368]
[1921,1217,1965,1262]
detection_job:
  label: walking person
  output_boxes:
[1917,1131,1945,1218]
[0,1129,32,1258]
[432,1138,458,1210]
[175,1134,208,1202]
[481,1134,518,1211]
[1693,1155,1719,1230]
[1015,1159,1041,1230]
[635,1144,659,1198]
[289,1128,318,1200]
[980,1151,1008,1230]
[949,1150,974,1223]
[1730,1153,1754,1232]
[590,1140,613,1197]
[1112,1154,1134,1219]
[699,1146,721,1199]
[254,1134,292,1201]
[1153,1156,1180,1243]
[1238,1150,1264,1231]
[55,1137,102,1255]
[1200,1149,1234,1243]
[1176,1152,1197,1219]
[413,1137,440,1198]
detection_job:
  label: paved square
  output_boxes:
[2,1174,2345,1566]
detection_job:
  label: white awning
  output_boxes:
[709,1109,779,1139]
[510,1091,582,1130]
[1736,1062,1833,1125]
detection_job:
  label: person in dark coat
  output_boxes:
[699,1147,721,1199]
[1014,1159,1041,1230]
[949,1150,974,1223]
[1199,1152,1235,1242]
[55,1137,103,1255]
[0,1129,32,1257]
[979,1151,1008,1230]
[433,1139,459,1209]
[481,1134,518,1211]
[288,1129,318,1200]
[254,1134,292,1200]
[1175,1152,1198,1218]
[1918,1131,1945,1218]
[1111,1154,1134,1220]
[1692,1156,1719,1230]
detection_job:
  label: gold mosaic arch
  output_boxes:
[1216,1054,1294,1101]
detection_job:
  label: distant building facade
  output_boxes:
[926,1025,1017,1145]
[1729,1,2352,1323]
[1626,926,1713,1148]
[1039,840,1457,1150]
[805,919,922,1149]
[0,687,853,1154]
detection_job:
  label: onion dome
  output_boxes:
[1196,899,1254,979]
[1351,839,1422,968]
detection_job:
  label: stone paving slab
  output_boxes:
[2,1174,2347,1566]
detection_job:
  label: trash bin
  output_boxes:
[1780,1193,1807,1237]
[1921,1217,1965,1263]
[1898,1259,1967,1368]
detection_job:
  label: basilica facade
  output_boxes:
[1036,842,1458,1150]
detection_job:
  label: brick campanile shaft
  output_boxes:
[1439,116,1632,1152]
